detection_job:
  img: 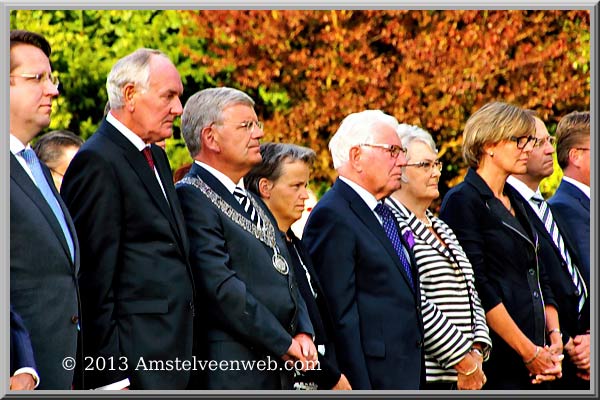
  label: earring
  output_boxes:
[489,151,494,157]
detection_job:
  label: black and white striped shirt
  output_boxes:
[386,198,492,382]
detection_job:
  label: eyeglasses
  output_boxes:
[404,160,443,172]
[509,135,539,149]
[216,120,264,133]
[575,148,590,151]
[533,136,556,148]
[358,143,407,158]
[10,72,60,88]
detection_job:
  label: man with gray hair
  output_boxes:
[61,48,195,389]
[176,87,316,389]
[302,110,425,389]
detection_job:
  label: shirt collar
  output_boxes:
[106,112,147,151]
[338,176,379,211]
[194,160,240,194]
[506,175,539,202]
[563,176,590,199]
[9,134,28,156]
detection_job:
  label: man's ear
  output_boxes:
[123,83,136,112]
[348,146,363,172]
[259,178,274,199]
[202,125,220,152]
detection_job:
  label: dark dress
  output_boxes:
[284,230,342,389]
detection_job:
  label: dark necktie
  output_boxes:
[142,147,155,170]
[531,193,587,312]
[234,186,263,229]
[374,203,414,289]
[20,148,75,262]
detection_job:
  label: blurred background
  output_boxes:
[10,9,591,209]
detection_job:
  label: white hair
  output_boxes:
[106,48,168,110]
[396,124,437,183]
[329,110,399,170]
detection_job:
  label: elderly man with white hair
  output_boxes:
[302,110,425,389]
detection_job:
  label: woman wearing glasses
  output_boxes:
[385,124,491,390]
[440,102,564,389]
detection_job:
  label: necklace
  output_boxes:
[420,215,433,228]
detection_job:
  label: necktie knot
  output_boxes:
[374,203,393,220]
[142,147,155,170]
[234,186,262,229]
[531,193,545,206]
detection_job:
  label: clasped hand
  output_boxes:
[281,333,318,372]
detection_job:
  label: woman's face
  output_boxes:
[401,141,441,204]
[263,160,311,230]
[485,133,536,175]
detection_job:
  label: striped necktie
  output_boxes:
[531,193,587,312]
[234,186,263,229]
[20,148,75,262]
[374,203,414,289]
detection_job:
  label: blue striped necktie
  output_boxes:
[234,186,263,229]
[374,203,414,289]
[20,148,75,262]
[531,193,587,312]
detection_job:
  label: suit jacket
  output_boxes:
[507,183,589,389]
[175,163,313,389]
[10,153,81,389]
[302,178,424,390]
[548,179,590,284]
[440,169,557,389]
[60,119,195,389]
[10,306,37,376]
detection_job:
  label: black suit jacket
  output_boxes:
[10,306,37,376]
[440,169,557,389]
[175,163,313,389]
[302,179,424,390]
[10,153,81,389]
[61,119,195,389]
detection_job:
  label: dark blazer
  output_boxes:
[10,306,37,377]
[61,119,195,389]
[440,169,557,389]
[549,179,590,285]
[302,178,424,390]
[285,230,341,389]
[507,183,589,389]
[175,163,313,389]
[10,153,81,389]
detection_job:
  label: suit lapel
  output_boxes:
[563,181,590,212]
[335,180,416,293]
[99,123,178,231]
[10,154,75,270]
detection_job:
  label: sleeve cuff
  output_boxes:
[94,378,130,390]
[13,367,40,389]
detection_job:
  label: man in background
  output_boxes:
[507,113,589,388]
[33,129,83,191]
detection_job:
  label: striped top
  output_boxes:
[386,198,492,382]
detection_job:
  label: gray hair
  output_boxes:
[396,123,438,160]
[181,87,255,158]
[329,110,399,170]
[396,124,437,184]
[106,48,167,110]
[245,142,316,196]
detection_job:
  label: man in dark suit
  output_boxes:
[9,29,81,390]
[176,87,316,389]
[302,110,425,389]
[61,48,195,390]
[549,111,590,284]
[10,306,39,390]
[548,111,590,384]
[507,114,589,388]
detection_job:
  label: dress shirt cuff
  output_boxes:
[13,367,40,389]
[94,378,130,390]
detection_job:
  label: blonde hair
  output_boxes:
[462,101,534,168]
